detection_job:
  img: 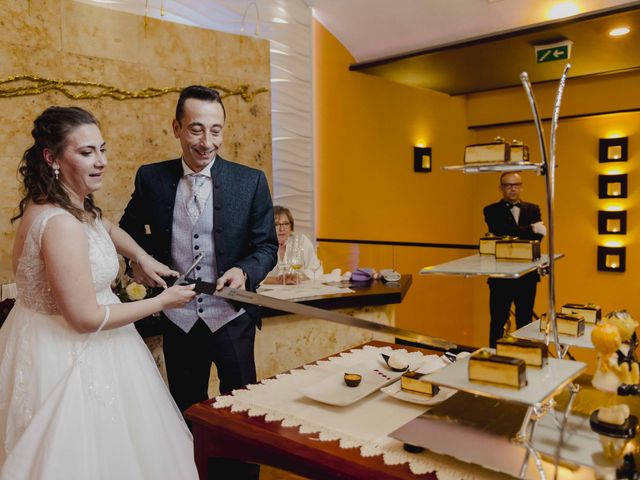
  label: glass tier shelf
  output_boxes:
[419,253,563,279]
[442,162,544,174]
[421,350,586,407]
[512,320,595,349]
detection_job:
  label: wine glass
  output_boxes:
[288,235,304,286]
[308,248,322,283]
[276,257,289,286]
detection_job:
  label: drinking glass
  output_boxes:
[288,235,304,286]
[276,257,289,286]
[308,248,322,283]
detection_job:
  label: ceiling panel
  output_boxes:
[350,5,640,95]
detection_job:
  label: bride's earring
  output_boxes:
[53,167,59,181]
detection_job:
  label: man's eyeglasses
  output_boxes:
[501,182,522,189]
[275,222,291,229]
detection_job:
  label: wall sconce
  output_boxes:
[597,246,626,272]
[599,137,628,162]
[414,146,432,173]
[598,210,627,234]
[599,174,628,198]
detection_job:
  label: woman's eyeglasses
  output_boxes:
[275,222,291,229]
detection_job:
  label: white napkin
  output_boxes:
[320,268,342,283]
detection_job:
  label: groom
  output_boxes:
[120,85,277,415]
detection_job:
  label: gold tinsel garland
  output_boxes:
[0,75,268,102]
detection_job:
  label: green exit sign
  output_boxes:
[535,40,573,63]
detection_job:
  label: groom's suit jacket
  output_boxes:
[120,156,278,323]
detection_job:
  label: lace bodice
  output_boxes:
[14,208,120,314]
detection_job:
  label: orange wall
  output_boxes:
[314,18,640,357]
[313,20,477,347]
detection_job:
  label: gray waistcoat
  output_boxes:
[164,181,239,333]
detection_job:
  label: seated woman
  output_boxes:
[267,205,321,283]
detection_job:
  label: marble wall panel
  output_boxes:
[0,1,271,283]
[140,111,182,164]
[0,93,63,159]
[0,42,62,78]
[138,16,218,74]
[0,215,16,274]
[61,0,140,63]
[0,157,22,214]
[215,32,270,81]
[60,52,148,91]
[0,1,61,50]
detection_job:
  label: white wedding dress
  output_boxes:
[0,208,198,479]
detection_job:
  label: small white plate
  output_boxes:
[380,381,457,406]
[299,362,404,406]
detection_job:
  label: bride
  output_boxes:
[0,106,198,479]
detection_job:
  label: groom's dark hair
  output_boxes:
[175,85,226,123]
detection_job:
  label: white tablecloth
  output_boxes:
[257,282,354,300]
[213,345,509,479]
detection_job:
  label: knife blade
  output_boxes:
[174,253,204,286]
[213,287,457,351]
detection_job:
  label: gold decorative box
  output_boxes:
[480,234,515,255]
[479,234,501,255]
[508,140,529,163]
[495,239,541,261]
[540,312,585,336]
[400,371,440,397]
[468,348,527,389]
[464,138,511,164]
[496,337,548,368]
[561,303,601,325]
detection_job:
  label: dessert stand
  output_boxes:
[404,65,585,479]
[512,320,595,357]
[419,253,563,279]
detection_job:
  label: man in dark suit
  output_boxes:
[120,85,277,412]
[483,172,546,347]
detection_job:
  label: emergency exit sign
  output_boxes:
[535,40,573,63]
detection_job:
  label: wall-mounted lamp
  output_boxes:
[414,146,432,173]
[598,210,627,234]
[599,137,628,162]
[597,246,626,272]
[599,174,628,198]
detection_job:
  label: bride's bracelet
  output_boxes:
[97,305,110,333]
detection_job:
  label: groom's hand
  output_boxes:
[216,267,246,290]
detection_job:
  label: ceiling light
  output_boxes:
[548,2,580,20]
[609,27,630,37]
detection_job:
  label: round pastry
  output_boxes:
[344,373,362,387]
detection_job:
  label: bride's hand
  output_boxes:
[157,284,196,309]
[134,255,179,288]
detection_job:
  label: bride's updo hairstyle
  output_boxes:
[12,106,103,223]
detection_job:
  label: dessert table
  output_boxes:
[186,341,515,480]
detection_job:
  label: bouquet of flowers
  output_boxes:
[113,256,147,303]
[114,278,147,303]
[0,298,15,329]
